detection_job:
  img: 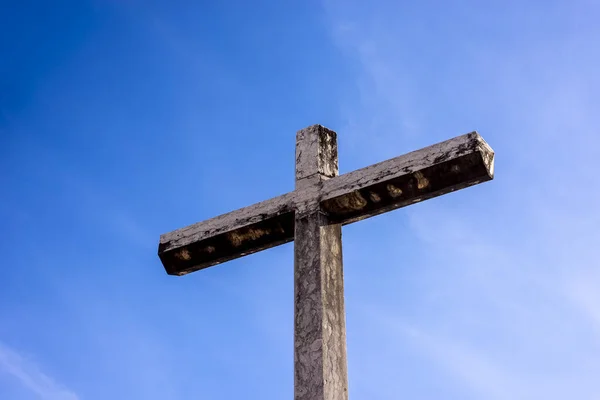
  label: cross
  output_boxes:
[158,125,494,399]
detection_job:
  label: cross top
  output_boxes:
[158,124,494,399]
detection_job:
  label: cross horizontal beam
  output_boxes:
[158,131,494,276]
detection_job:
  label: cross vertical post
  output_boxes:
[294,125,348,400]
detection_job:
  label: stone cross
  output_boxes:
[158,125,495,400]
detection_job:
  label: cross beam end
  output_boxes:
[158,194,296,275]
[321,131,494,224]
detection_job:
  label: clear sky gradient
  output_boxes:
[1,1,599,399]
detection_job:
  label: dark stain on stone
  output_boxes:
[433,153,451,164]
[317,125,338,178]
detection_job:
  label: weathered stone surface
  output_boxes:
[158,130,494,276]
[295,125,338,190]
[294,127,348,400]
[294,211,347,400]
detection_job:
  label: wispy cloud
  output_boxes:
[0,341,79,400]
[565,269,600,336]
[368,311,520,400]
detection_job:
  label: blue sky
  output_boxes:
[1,0,599,399]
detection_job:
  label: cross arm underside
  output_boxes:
[158,132,494,276]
